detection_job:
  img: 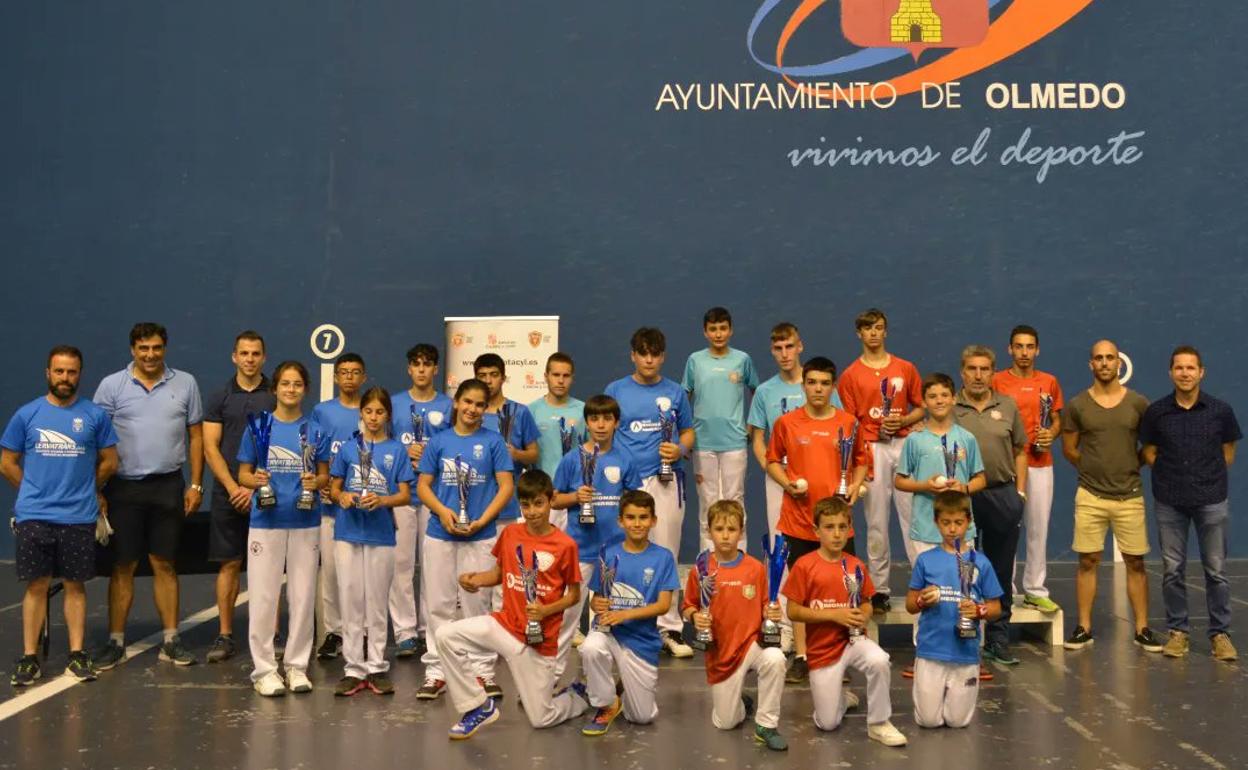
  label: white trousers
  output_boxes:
[913,658,979,728]
[419,535,495,681]
[247,527,319,681]
[865,439,915,595]
[555,561,595,680]
[810,637,892,730]
[642,474,685,633]
[318,516,341,635]
[694,449,748,551]
[388,504,428,643]
[578,630,659,722]
[334,541,394,679]
[436,615,589,727]
[1014,465,1054,598]
[710,642,786,730]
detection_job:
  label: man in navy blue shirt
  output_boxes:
[1141,346,1242,661]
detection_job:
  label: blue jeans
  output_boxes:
[1155,499,1231,636]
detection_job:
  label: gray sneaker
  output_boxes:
[159,637,198,666]
[207,635,236,663]
[754,724,789,751]
[92,640,126,671]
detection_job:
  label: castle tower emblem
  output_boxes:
[891,0,942,43]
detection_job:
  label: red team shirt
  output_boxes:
[781,551,875,670]
[766,408,863,542]
[991,369,1065,469]
[837,356,924,445]
[680,553,768,685]
[491,522,581,657]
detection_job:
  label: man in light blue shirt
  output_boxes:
[683,307,758,551]
[528,352,585,528]
[90,322,204,669]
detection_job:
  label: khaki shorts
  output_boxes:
[1072,487,1149,555]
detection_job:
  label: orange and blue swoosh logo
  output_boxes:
[748,0,1097,99]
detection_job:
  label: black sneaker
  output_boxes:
[785,656,809,684]
[65,651,97,682]
[316,633,343,660]
[158,636,197,666]
[1134,627,1164,653]
[479,676,503,699]
[741,693,755,719]
[207,634,236,663]
[367,673,395,695]
[871,594,891,615]
[11,655,40,687]
[273,633,286,661]
[1064,625,1094,650]
[983,642,1020,666]
[92,640,126,671]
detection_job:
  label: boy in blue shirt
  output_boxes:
[578,489,679,736]
[605,327,695,657]
[906,491,1003,728]
[1,346,119,685]
[683,307,758,552]
[529,352,586,526]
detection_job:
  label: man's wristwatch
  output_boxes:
[189,484,204,494]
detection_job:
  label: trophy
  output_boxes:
[516,545,544,645]
[354,431,374,507]
[878,379,897,439]
[690,549,718,650]
[577,443,600,526]
[247,412,276,509]
[937,435,959,488]
[760,534,789,648]
[955,539,979,639]
[296,423,318,511]
[558,416,577,456]
[409,405,426,446]
[835,422,857,498]
[842,559,864,643]
[593,546,619,633]
[1034,392,1054,454]
[453,454,471,529]
[658,409,677,482]
[497,402,515,445]
[780,396,789,415]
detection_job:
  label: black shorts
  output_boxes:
[105,472,184,563]
[208,502,249,562]
[783,533,855,569]
[15,520,96,582]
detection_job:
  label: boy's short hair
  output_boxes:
[803,356,837,380]
[546,351,574,373]
[406,343,439,366]
[854,308,888,330]
[619,489,656,516]
[770,322,799,342]
[706,499,744,529]
[629,327,666,356]
[516,469,555,501]
[473,353,506,375]
[933,490,972,518]
[335,352,365,371]
[813,496,851,527]
[583,394,620,421]
[703,307,732,327]
[921,372,956,397]
[1008,325,1039,346]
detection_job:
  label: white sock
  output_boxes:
[163,630,178,644]
[110,632,124,646]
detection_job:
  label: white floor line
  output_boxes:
[0,590,249,722]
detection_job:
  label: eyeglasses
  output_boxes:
[337,369,365,378]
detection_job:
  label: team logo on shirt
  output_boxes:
[428,411,445,427]
[643,567,655,586]
[809,598,851,610]
[33,429,85,458]
[383,453,395,470]
[350,464,389,494]
[473,443,484,459]
[743,584,756,599]
[990,409,1002,421]
[610,581,647,608]
[71,418,84,433]
[267,446,304,474]
[655,396,672,412]
[729,371,740,384]
[604,466,621,484]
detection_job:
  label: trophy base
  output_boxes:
[957,624,979,639]
[256,488,277,509]
[524,622,544,646]
[689,631,713,652]
[456,510,470,529]
[578,512,597,526]
[295,496,316,512]
[658,469,674,483]
[847,629,864,644]
[760,631,782,649]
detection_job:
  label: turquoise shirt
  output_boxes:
[528,396,586,477]
[681,347,758,451]
[897,425,984,544]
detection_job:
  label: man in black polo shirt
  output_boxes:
[1141,345,1242,661]
[953,344,1027,666]
[202,331,275,662]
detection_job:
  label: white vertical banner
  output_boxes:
[444,316,559,401]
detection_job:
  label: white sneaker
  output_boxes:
[868,720,907,747]
[254,672,287,697]
[286,669,313,694]
[844,690,860,710]
[661,631,694,658]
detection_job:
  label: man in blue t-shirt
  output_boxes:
[1,346,119,685]
[682,307,758,551]
[604,327,695,657]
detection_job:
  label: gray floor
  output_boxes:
[0,561,1243,770]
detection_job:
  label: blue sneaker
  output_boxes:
[395,638,420,658]
[557,681,588,703]
[449,699,499,740]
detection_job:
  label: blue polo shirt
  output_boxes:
[309,399,361,520]
[910,547,1003,665]
[93,364,203,479]
[390,390,453,447]
[682,348,758,451]
[1140,391,1242,507]
[528,396,586,477]
[417,427,514,542]
[552,442,643,554]
[330,437,415,546]
[603,376,694,479]
[588,541,679,666]
[897,425,984,544]
[237,414,330,529]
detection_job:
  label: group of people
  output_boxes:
[0,309,1239,748]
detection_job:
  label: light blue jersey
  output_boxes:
[897,425,984,544]
[682,348,758,451]
[529,396,586,477]
[747,374,843,443]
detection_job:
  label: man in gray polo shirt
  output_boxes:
[953,344,1027,666]
[92,322,204,668]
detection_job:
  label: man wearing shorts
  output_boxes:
[1,346,118,684]
[1060,339,1162,652]
[92,322,205,668]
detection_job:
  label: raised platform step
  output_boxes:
[867,602,1064,646]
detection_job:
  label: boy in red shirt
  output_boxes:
[783,497,907,747]
[436,470,589,739]
[766,356,867,682]
[681,500,788,751]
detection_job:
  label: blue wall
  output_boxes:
[2,1,1245,561]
